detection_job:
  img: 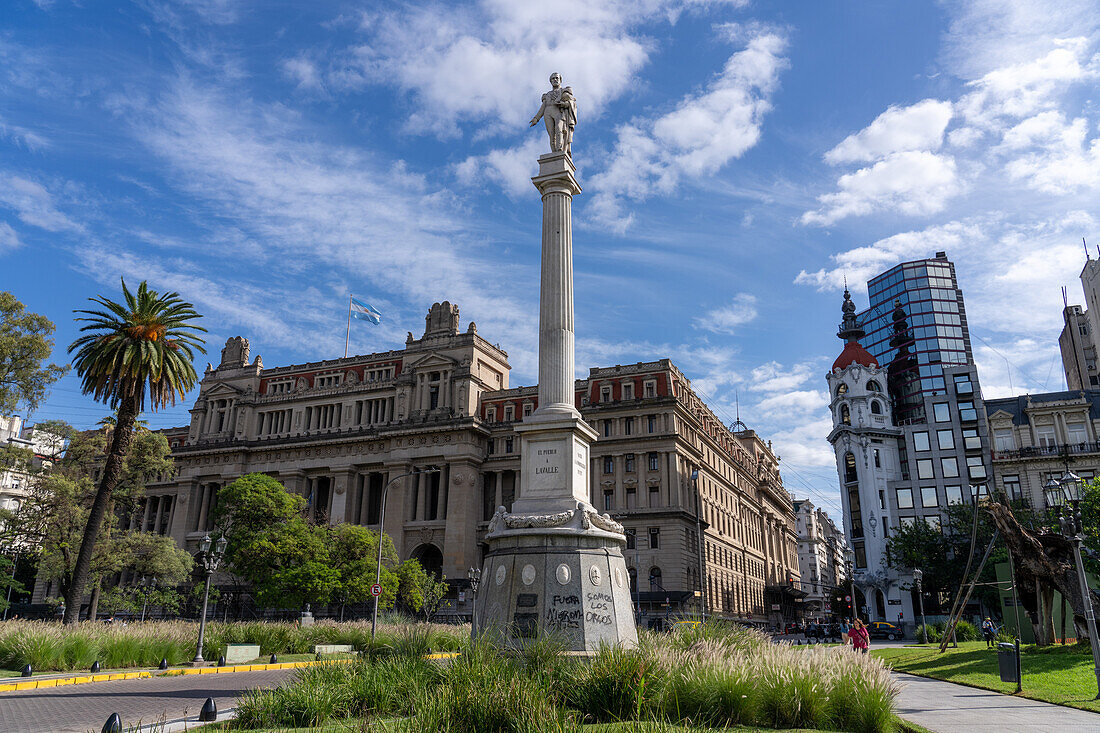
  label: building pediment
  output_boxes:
[986,409,1014,422]
[201,382,243,399]
[405,352,458,371]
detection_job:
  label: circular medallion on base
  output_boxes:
[613,567,623,588]
[556,564,570,585]
[589,565,602,586]
[495,565,507,586]
[522,564,536,585]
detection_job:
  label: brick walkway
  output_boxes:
[0,668,293,732]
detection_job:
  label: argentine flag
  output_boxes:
[350,297,382,324]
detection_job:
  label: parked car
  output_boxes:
[867,621,902,640]
[806,622,840,640]
[784,622,803,635]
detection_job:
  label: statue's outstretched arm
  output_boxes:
[529,102,544,126]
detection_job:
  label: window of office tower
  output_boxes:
[859,258,968,400]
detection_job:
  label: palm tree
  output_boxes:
[63,279,205,623]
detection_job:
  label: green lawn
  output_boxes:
[873,640,1100,713]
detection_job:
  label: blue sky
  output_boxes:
[3,0,1099,518]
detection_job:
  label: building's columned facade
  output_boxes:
[986,390,1100,509]
[792,498,846,620]
[139,303,799,624]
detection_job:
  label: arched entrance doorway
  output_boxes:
[410,544,444,579]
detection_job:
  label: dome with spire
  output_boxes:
[832,288,879,371]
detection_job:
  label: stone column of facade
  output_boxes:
[477,146,637,651]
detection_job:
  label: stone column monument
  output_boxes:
[475,75,638,651]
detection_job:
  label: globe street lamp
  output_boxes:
[371,467,440,648]
[467,567,482,638]
[192,533,227,664]
[1044,471,1100,698]
[913,569,927,644]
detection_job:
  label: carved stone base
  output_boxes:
[475,527,638,652]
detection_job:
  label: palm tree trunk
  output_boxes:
[63,393,140,624]
[87,578,101,622]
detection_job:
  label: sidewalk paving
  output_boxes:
[0,667,293,733]
[895,671,1100,732]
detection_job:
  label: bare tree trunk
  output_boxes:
[986,501,1100,646]
[64,393,139,625]
[1039,584,1055,646]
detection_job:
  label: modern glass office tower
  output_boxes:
[858,252,973,423]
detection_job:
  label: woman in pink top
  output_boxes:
[850,619,870,654]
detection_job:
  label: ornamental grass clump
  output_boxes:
[570,644,663,722]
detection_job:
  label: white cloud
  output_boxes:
[282,57,325,92]
[589,28,788,231]
[0,173,83,233]
[998,112,1100,194]
[455,138,544,198]
[800,151,960,226]
[694,293,758,334]
[794,221,982,291]
[939,0,1100,80]
[332,0,722,137]
[825,99,954,164]
[957,39,1100,129]
[0,222,21,252]
[0,116,49,151]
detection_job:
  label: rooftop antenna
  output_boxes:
[729,390,748,432]
[1084,237,1090,260]
[1063,286,1069,309]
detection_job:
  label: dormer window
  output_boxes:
[601,385,612,403]
[644,380,657,398]
[523,403,533,418]
[866,380,881,392]
[504,405,514,422]
[486,407,497,423]
[622,382,634,400]
[836,383,849,396]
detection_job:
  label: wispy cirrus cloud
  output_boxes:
[694,293,758,335]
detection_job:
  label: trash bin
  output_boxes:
[997,642,1018,683]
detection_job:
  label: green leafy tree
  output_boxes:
[0,556,26,612]
[395,560,448,620]
[215,474,337,609]
[64,280,205,623]
[327,524,400,618]
[0,291,67,415]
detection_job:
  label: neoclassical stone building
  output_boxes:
[144,303,800,624]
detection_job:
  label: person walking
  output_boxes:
[840,617,851,645]
[850,618,870,654]
[982,617,996,648]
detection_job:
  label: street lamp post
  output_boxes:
[467,567,482,638]
[139,576,158,623]
[192,533,227,664]
[371,467,439,648]
[691,468,707,618]
[844,545,856,621]
[913,569,927,644]
[1044,471,1100,698]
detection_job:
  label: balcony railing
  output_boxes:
[993,442,1100,461]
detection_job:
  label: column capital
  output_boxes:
[532,151,581,196]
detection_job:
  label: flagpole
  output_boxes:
[345,294,352,359]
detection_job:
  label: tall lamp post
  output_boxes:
[371,467,440,648]
[844,545,856,621]
[1043,471,1100,698]
[691,468,707,618]
[467,567,482,637]
[913,569,927,643]
[192,533,227,664]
